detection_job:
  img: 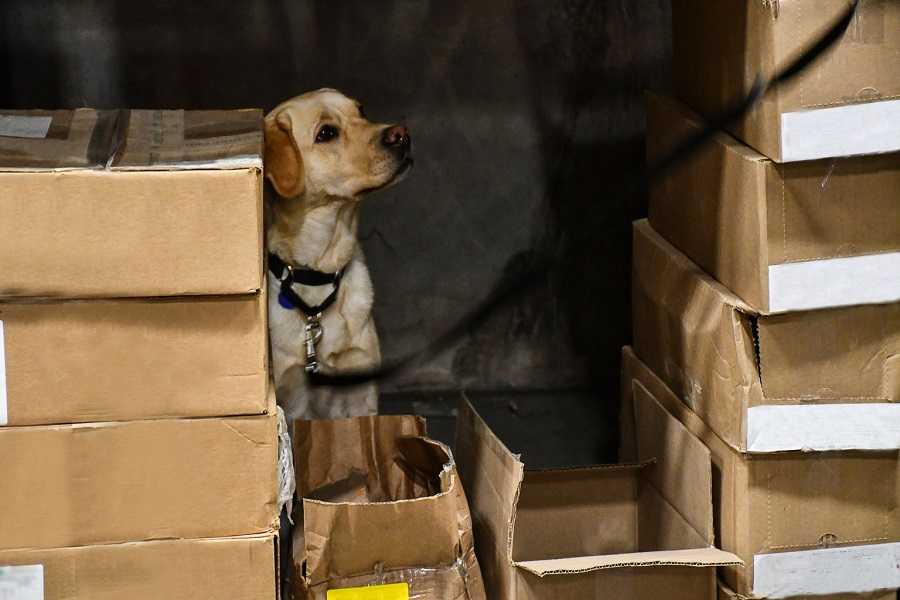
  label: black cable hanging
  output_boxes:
[309,0,862,388]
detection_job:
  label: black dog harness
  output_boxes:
[268,252,344,374]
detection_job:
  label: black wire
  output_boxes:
[310,0,861,388]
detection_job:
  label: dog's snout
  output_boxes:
[381,125,411,152]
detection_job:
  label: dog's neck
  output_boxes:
[268,193,360,274]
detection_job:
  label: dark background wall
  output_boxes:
[0,0,672,466]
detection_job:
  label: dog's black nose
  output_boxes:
[381,125,411,152]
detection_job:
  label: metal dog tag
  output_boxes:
[304,314,324,374]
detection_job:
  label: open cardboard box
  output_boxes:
[672,0,900,162]
[291,415,486,600]
[0,108,263,299]
[0,290,268,426]
[622,346,900,600]
[632,219,900,453]
[455,398,740,599]
[647,92,900,314]
[0,533,279,600]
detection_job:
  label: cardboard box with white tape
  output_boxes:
[647,93,900,314]
[0,291,267,426]
[456,397,740,600]
[632,219,900,454]
[0,534,278,600]
[0,108,263,299]
[672,0,900,162]
[622,346,900,600]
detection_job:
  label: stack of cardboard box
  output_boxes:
[623,2,900,599]
[0,109,280,598]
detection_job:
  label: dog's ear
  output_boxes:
[264,110,304,198]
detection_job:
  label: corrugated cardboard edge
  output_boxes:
[514,547,742,577]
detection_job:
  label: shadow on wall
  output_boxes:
[0,0,671,406]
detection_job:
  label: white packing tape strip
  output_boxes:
[781,98,900,162]
[0,564,44,600]
[754,543,900,599]
[0,321,7,426]
[768,251,900,313]
[747,404,900,453]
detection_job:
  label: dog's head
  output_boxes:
[264,88,412,200]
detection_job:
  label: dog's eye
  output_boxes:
[315,124,339,143]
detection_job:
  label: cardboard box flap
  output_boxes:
[514,547,742,577]
[455,399,525,565]
[294,415,429,500]
[634,381,715,545]
[294,416,475,587]
[110,109,263,170]
[0,109,119,171]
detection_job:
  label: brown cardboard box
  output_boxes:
[0,396,278,551]
[455,398,740,600]
[0,291,268,426]
[0,534,278,600]
[622,346,900,599]
[0,108,263,298]
[647,93,900,314]
[632,219,900,453]
[672,0,900,162]
[291,415,486,600]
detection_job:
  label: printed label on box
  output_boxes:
[0,115,52,139]
[327,583,409,600]
[0,564,44,600]
[0,321,6,426]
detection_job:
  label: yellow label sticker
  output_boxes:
[327,583,409,600]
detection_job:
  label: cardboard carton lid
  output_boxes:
[0,108,262,172]
[514,547,742,577]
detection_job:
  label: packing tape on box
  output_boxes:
[0,321,7,426]
[768,251,900,313]
[747,404,900,452]
[0,115,52,139]
[0,564,44,600]
[754,542,900,598]
[781,98,900,162]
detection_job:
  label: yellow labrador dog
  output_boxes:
[264,89,412,421]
